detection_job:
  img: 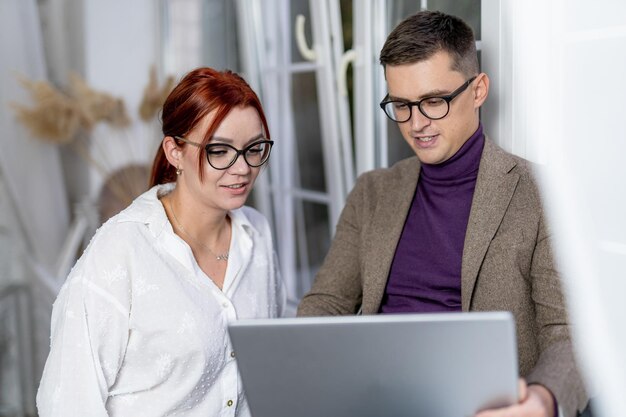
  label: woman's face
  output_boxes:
[177,106,265,213]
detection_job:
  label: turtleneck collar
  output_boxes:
[420,123,485,182]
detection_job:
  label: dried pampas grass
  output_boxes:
[11,78,82,144]
[11,73,132,143]
[139,65,175,121]
[11,68,171,221]
[69,73,131,129]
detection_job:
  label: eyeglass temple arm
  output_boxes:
[173,136,202,148]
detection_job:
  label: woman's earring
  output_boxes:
[176,167,183,175]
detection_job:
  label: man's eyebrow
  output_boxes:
[210,132,265,145]
[421,88,451,97]
[387,88,453,101]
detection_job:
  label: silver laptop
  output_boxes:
[228,311,518,417]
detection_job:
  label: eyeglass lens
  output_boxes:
[206,141,272,169]
[385,98,449,121]
[381,76,476,122]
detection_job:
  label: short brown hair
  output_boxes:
[380,10,478,77]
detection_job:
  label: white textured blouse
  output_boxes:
[37,184,285,417]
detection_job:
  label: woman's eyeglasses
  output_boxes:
[174,136,274,170]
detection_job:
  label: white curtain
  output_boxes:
[1,1,71,414]
[0,0,70,272]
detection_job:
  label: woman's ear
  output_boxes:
[162,136,181,168]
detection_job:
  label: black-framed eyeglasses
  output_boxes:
[379,76,477,122]
[174,136,274,170]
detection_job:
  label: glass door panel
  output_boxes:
[291,72,327,192]
[236,0,353,306]
[353,0,481,170]
[294,200,332,297]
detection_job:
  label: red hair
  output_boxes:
[149,67,271,186]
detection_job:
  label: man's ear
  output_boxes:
[162,136,182,168]
[473,72,490,108]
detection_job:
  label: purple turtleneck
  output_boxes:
[379,125,485,313]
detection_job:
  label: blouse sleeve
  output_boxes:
[37,231,132,417]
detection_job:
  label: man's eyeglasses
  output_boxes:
[174,136,274,170]
[379,76,477,122]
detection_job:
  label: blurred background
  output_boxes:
[1,0,624,416]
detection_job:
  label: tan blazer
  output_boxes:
[298,139,587,417]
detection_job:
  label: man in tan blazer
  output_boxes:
[298,10,588,417]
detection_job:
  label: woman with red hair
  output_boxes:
[37,67,285,417]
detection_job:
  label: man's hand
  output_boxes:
[474,379,555,417]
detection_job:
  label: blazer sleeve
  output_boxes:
[525,210,588,417]
[297,174,370,316]
[37,232,131,417]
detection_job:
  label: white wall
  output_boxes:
[38,0,162,207]
[83,0,161,200]
[84,1,159,119]
[482,1,626,416]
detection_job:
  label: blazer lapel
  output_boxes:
[461,139,520,311]
[361,158,420,314]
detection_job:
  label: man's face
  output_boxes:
[384,50,488,165]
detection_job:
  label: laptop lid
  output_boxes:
[228,311,519,417]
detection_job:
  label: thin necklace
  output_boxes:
[168,198,229,261]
